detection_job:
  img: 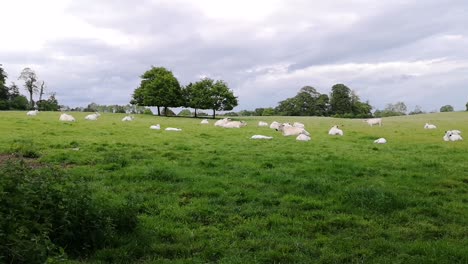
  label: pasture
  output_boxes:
[1,111,467,263]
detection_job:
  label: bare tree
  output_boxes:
[18,68,38,109]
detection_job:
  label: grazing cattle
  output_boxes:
[374,138,387,144]
[26,110,38,116]
[200,119,209,124]
[293,122,305,128]
[223,121,247,128]
[296,134,311,141]
[214,118,231,127]
[258,121,268,127]
[365,118,382,127]
[328,125,344,136]
[150,124,161,130]
[85,112,100,120]
[424,123,437,129]
[122,116,134,121]
[165,127,182,131]
[251,135,273,140]
[59,113,75,122]
[443,131,463,141]
[269,121,280,129]
[277,124,310,136]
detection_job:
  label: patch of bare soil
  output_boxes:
[0,154,44,169]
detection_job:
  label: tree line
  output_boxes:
[0,65,59,111]
[130,67,238,118]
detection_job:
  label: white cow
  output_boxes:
[448,130,462,135]
[214,118,231,127]
[122,116,134,122]
[200,119,209,124]
[424,123,437,129]
[328,125,344,136]
[165,127,182,131]
[374,138,387,144]
[258,121,268,127]
[26,110,38,116]
[277,124,310,136]
[85,112,100,120]
[59,113,75,122]
[150,124,161,130]
[296,134,311,141]
[251,135,273,140]
[223,121,247,128]
[293,122,305,128]
[443,131,463,141]
[365,118,382,127]
[269,121,280,129]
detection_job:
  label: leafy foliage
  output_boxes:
[0,161,139,263]
[18,67,38,109]
[440,105,454,112]
[131,66,183,116]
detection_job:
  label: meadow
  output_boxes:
[0,111,467,263]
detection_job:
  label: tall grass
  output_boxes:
[0,111,467,263]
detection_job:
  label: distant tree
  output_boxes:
[223,112,238,116]
[466,102,468,111]
[206,80,238,119]
[185,80,212,117]
[409,105,424,115]
[262,107,276,116]
[440,105,454,112]
[254,108,265,116]
[84,102,99,112]
[38,81,46,102]
[275,97,300,116]
[376,101,407,117]
[0,65,9,109]
[131,66,183,116]
[178,109,192,116]
[7,82,29,110]
[18,67,38,109]
[329,84,352,115]
[37,93,59,111]
[239,110,254,116]
[350,90,372,117]
[315,94,330,116]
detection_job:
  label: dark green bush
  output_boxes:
[0,161,139,263]
[9,139,40,158]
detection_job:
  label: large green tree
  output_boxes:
[18,67,38,109]
[329,84,352,115]
[0,64,9,109]
[207,80,238,119]
[184,80,212,117]
[131,67,182,116]
[440,105,454,112]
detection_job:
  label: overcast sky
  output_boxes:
[1,0,467,111]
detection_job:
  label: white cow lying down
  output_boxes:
[251,135,273,140]
[374,138,387,144]
[200,119,209,124]
[270,121,280,129]
[165,127,182,131]
[150,124,161,130]
[85,112,100,120]
[443,131,463,141]
[214,118,230,127]
[365,118,382,126]
[258,121,268,127]
[59,113,75,122]
[328,125,344,136]
[27,110,38,116]
[296,134,311,141]
[277,124,310,136]
[293,122,305,128]
[424,123,437,129]
[122,116,134,121]
[223,121,247,128]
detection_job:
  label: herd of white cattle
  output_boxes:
[26,111,463,143]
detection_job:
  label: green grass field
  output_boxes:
[1,111,467,263]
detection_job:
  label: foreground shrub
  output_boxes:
[0,160,138,263]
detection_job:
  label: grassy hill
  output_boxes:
[0,111,467,263]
